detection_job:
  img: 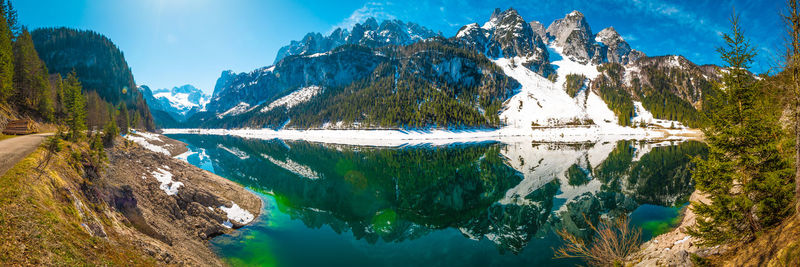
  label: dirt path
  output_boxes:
[0,133,53,177]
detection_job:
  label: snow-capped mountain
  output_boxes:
[141,84,209,123]
[186,8,718,131]
[455,8,552,76]
[545,10,644,65]
[273,18,440,64]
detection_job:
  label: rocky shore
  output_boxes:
[103,132,263,266]
[627,191,724,266]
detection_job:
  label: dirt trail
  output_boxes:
[0,133,52,177]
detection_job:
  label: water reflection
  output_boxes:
[170,134,706,265]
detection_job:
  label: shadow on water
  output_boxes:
[168,134,706,267]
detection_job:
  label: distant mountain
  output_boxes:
[141,84,208,125]
[185,8,720,130]
[31,27,156,131]
[545,11,644,65]
[273,18,440,64]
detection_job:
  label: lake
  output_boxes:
[167,134,706,266]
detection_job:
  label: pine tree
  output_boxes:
[117,102,129,135]
[64,72,86,141]
[13,27,51,119]
[687,13,794,245]
[0,2,12,102]
[102,111,119,147]
[2,0,17,38]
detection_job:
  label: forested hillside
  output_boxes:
[31,27,154,131]
[0,1,85,130]
[592,56,721,128]
[190,39,519,129]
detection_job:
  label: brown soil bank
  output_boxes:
[0,135,262,266]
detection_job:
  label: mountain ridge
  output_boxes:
[156,8,719,131]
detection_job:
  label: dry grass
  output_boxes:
[0,145,155,266]
[713,213,800,266]
[555,215,643,266]
[0,133,15,141]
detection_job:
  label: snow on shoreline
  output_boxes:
[125,131,171,155]
[220,202,255,225]
[162,126,696,147]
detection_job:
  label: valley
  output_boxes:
[1,1,797,266]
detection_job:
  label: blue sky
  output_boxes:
[16,0,785,94]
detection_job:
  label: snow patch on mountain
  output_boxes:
[151,85,210,115]
[261,86,321,113]
[153,92,210,114]
[217,102,251,118]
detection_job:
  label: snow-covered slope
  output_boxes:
[261,86,321,113]
[496,45,619,129]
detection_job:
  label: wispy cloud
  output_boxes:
[329,2,397,33]
[619,0,726,35]
[622,34,638,42]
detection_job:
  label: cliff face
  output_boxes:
[0,134,261,266]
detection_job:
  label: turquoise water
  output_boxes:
[169,134,706,267]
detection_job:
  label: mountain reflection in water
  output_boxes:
[168,134,706,267]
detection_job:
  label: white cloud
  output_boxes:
[622,34,638,42]
[329,2,397,33]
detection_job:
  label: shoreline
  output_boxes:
[628,190,724,266]
[118,132,264,265]
[162,126,701,147]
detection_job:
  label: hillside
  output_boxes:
[0,134,261,265]
[31,27,155,131]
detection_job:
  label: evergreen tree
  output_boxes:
[688,13,794,245]
[0,2,12,102]
[1,0,17,37]
[102,111,119,147]
[117,102,129,135]
[64,72,86,141]
[13,27,51,119]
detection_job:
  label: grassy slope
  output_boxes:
[711,214,800,266]
[0,144,154,265]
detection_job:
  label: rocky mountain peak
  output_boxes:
[546,10,593,48]
[363,17,379,30]
[529,21,546,40]
[596,27,622,44]
[212,70,237,98]
[544,11,644,65]
[274,18,439,64]
[457,8,552,75]
[567,10,584,19]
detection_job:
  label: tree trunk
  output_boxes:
[792,71,800,213]
[790,0,800,213]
